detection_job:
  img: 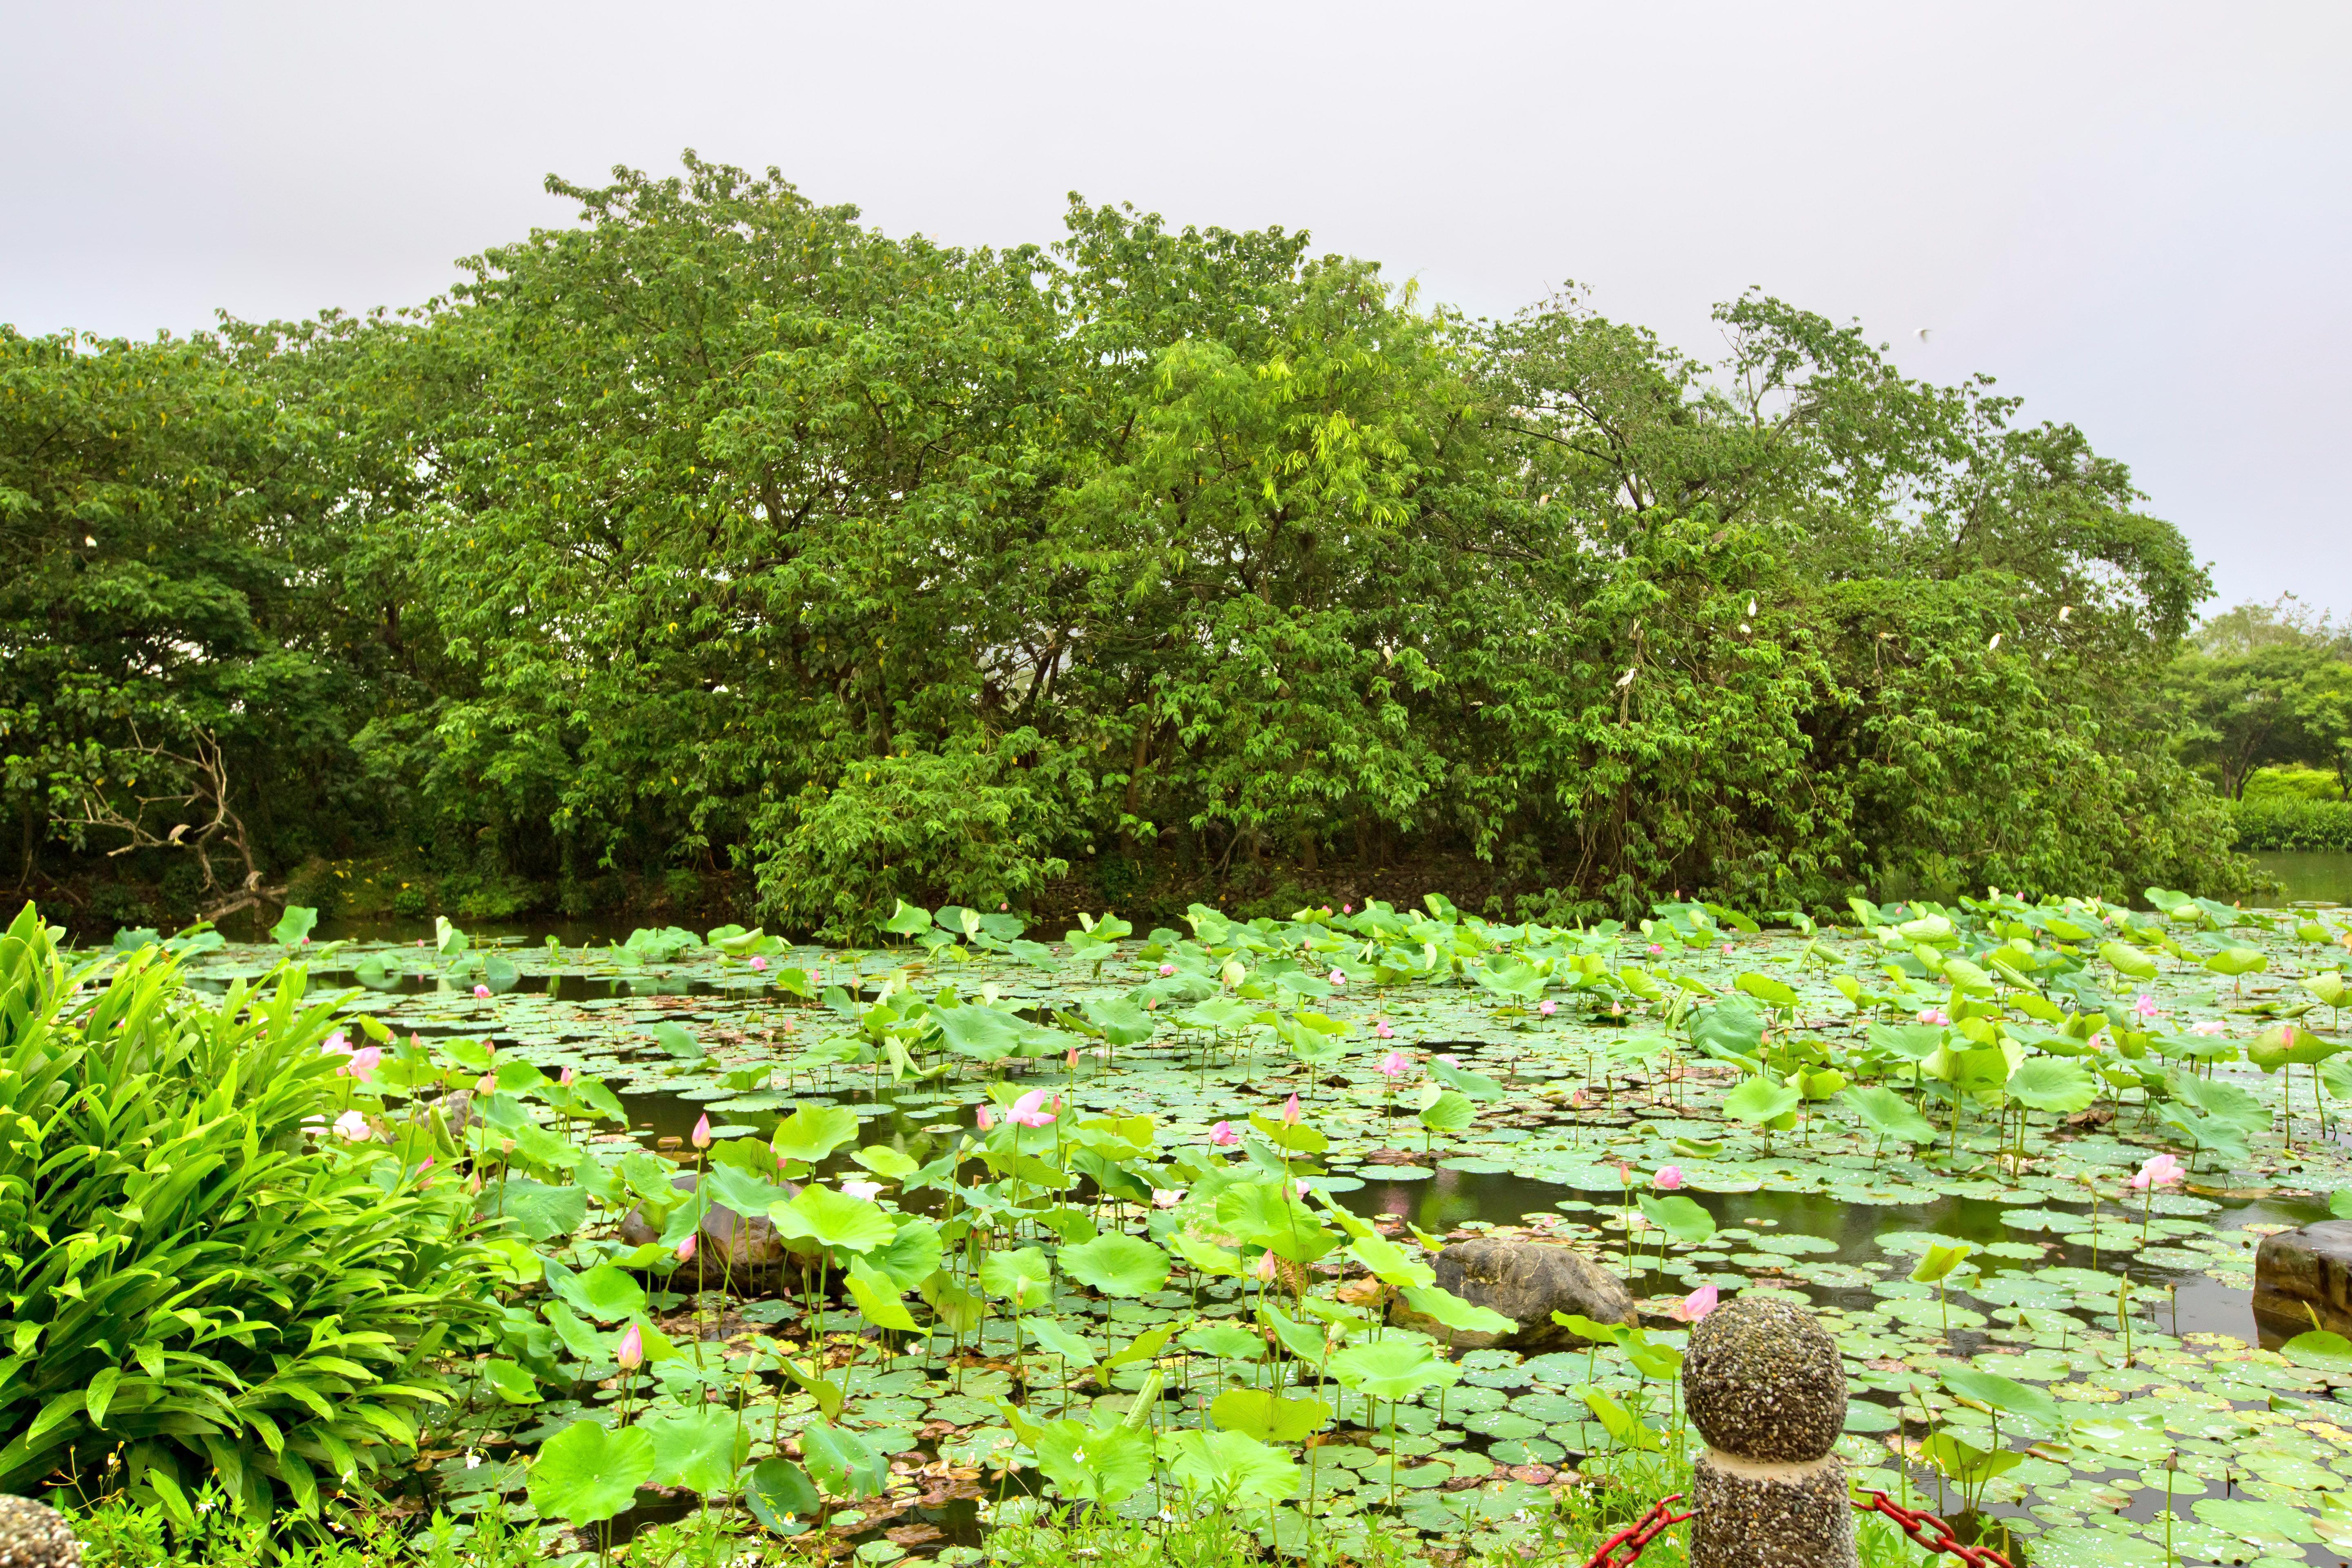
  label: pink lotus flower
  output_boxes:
[1209,1120,1241,1147]
[1252,1251,1278,1282]
[475,1072,497,1094]
[1153,1188,1185,1209]
[1329,968,1346,987]
[483,1040,496,1056]
[1538,999,1557,1017]
[1375,1021,1395,1039]
[841,1180,883,1201]
[748,956,768,972]
[1376,1051,1411,1079]
[1066,1048,1080,1070]
[1617,1160,1632,1186]
[1653,1166,1684,1191]
[1568,1088,1588,1109]
[2133,992,2160,1020]
[1342,904,1352,914]
[559,1066,576,1086]
[976,1105,996,1131]
[1646,943,1664,956]
[332,1109,371,1141]
[677,1234,697,1262]
[1159,963,1176,977]
[1918,1008,1949,1027]
[1282,1093,1302,1124]
[473,984,491,999]
[343,1045,382,1080]
[1008,1090,1056,1128]
[2130,1153,2185,1192]
[1669,1285,1719,1323]
[691,1113,712,1149]
[321,1031,350,1056]
[616,1323,644,1369]
[2189,1020,2228,1037]
[1436,1054,1461,1067]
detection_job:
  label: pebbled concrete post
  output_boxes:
[1682,1295,1858,1568]
[0,1496,80,1568]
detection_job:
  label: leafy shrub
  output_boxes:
[0,903,498,1523]
[2244,764,2345,804]
[2230,797,2352,851]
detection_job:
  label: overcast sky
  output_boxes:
[7,1,2343,618]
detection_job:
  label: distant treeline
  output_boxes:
[1,156,2255,937]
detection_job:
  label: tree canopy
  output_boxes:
[2,155,2253,935]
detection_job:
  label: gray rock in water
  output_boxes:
[619,1172,788,1274]
[1393,1238,1637,1350]
[2256,1220,2352,1334]
[1689,1451,1857,1568]
[1684,1295,1846,1463]
[0,1495,80,1568]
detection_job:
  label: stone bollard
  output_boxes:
[0,1495,81,1568]
[1682,1295,1857,1568]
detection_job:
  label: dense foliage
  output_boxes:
[2167,598,2352,802]
[0,904,497,1521]
[3,156,2252,937]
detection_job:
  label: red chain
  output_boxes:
[1579,1491,2013,1568]
[1581,1494,1692,1568]
[1854,1491,2016,1568]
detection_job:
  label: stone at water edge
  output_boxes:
[0,1495,80,1568]
[618,1172,790,1272]
[1390,1238,1637,1350]
[1682,1296,1856,1568]
[2254,1219,2352,1335]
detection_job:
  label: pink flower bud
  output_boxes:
[559,1066,576,1086]
[1670,1285,1719,1323]
[616,1323,644,1369]
[1282,1093,1302,1124]
[473,984,491,999]
[677,1233,697,1262]
[691,1113,712,1149]
[976,1104,997,1131]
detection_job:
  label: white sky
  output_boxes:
[6,0,2344,617]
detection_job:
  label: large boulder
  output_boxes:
[2256,1219,2352,1335]
[1392,1238,1637,1350]
[619,1172,789,1275]
[0,1495,80,1568]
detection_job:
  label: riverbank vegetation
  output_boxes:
[4,156,2271,942]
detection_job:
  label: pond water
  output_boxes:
[2251,852,2352,908]
[158,899,2352,1568]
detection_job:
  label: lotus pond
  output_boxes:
[140,893,2352,1567]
